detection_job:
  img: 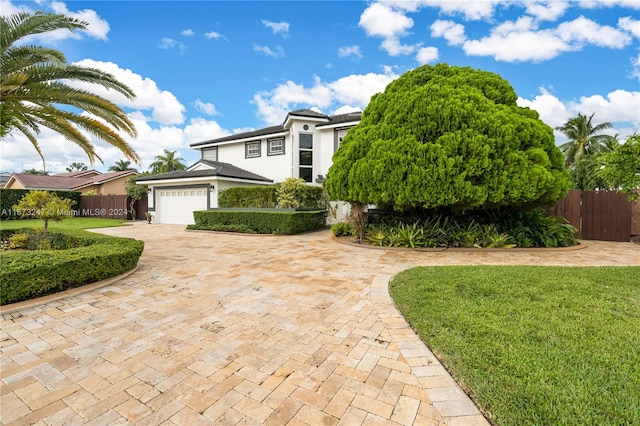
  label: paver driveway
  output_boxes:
[2,224,639,425]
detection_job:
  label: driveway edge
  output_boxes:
[370,270,491,426]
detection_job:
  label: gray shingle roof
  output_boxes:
[315,111,362,127]
[190,110,361,148]
[135,161,273,183]
[190,125,284,147]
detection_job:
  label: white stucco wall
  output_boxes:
[216,138,293,183]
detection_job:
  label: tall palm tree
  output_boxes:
[108,159,137,172]
[0,12,139,167]
[555,113,616,168]
[149,149,187,174]
[66,162,87,172]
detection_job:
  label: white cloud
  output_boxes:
[193,99,219,116]
[523,1,570,22]
[430,20,466,45]
[359,2,421,56]
[463,16,632,62]
[0,0,110,43]
[253,44,284,58]
[332,105,361,115]
[619,16,640,38]
[0,112,230,173]
[518,87,640,143]
[261,19,290,36]
[181,28,194,36]
[416,46,439,64]
[252,70,398,125]
[49,1,110,40]
[380,37,420,56]
[205,31,226,40]
[555,15,631,48]
[338,45,363,59]
[631,53,640,81]
[359,3,413,38]
[71,59,186,125]
[158,37,186,54]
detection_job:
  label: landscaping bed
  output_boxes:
[0,228,144,305]
[390,265,640,425]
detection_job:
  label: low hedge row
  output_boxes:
[218,184,325,209]
[190,209,327,234]
[0,229,144,305]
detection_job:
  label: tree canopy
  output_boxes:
[598,133,640,201]
[555,113,616,168]
[149,149,186,174]
[0,12,139,167]
[325,64,570,211]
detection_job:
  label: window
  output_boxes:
[202,147,218,162]
[245,141,261,158]
[299,133,313,182]
[268,138,285,156]
[333,129,349,152]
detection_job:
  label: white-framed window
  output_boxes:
[267,138,285,156]
[245,141,261,158]
[202,147,218,162]
[299,133,313,182]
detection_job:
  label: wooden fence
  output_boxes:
[77,195,147,220]
[550,190,639,242]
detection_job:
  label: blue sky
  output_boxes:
[1,0,639,173]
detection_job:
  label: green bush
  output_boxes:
[0,229,144,305]
[1,189,81,220]
[218,186,278,208]
[331,222,355,237]
[218,183,326,209]
[336,208,577,249]
[190,209,327,235]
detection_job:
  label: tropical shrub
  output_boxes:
[334,209,576,249]
[12,190,75,239]
[326,63,570,213]
[1,189,81,220]
[331,221,355,237]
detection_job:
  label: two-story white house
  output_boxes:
[137,109,361,224]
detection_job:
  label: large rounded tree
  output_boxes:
[326,64,570,212]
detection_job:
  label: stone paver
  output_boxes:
[1,224,638,425]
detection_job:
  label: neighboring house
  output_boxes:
[3,169,137,195]
[138,109,362,224]
[0,172,11,188]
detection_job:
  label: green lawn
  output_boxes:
[390,266,640,425]
[0,217,130,231]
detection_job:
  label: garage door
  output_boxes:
[155,188,208,224]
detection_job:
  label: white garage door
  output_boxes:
[155,188,208,225]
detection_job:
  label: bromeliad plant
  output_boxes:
[332,208,577,249]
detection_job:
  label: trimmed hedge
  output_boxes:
[0,229,144,305]
[190,209,327,234]
[1,188,81,220]
[218,184,325,209]
[219,186,278,208]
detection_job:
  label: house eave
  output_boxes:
[192,131,289,150]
